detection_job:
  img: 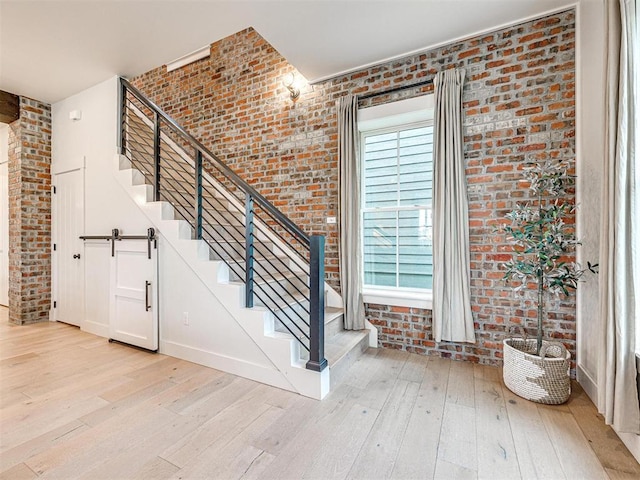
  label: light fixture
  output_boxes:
[282,72,300,101]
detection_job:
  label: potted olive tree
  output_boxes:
[501,160,596,405]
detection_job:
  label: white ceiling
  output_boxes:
[0,0,575,104]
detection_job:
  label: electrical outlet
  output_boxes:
[182,312,189,326]
[327,216,337,224]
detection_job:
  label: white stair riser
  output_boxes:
[273,309,344,341]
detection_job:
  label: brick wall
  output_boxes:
[8,97,52,325]
[131,10,577,371]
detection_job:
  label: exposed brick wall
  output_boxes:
[8,97,52,325]
[131,10,576,372]
[7,119,22,322]
[132,29,343,284]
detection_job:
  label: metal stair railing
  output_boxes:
[118,77,327,372]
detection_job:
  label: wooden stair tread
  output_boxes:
[325,330,369,365]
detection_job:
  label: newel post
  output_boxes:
[307,235,327,371]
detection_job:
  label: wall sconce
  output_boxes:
[282,73,300,101]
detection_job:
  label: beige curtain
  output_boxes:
[432,69,475,343]
[338,95,365,330]
[598,0,639,434]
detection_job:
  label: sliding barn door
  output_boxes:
[109,239,158,351]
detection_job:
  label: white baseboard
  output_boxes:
[82,321,109,338]
[160,340,296,394]
[617,430,640,464]
[577,364,598,404]
[577,364,640,463]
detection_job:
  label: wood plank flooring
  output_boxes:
[1,307,638,480]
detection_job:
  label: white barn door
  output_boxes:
[109,239,158,351]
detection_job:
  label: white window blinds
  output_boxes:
[362,124,433,290]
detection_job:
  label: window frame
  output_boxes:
[358,110,434,310]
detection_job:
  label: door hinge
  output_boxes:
[53,243,57,251]
[53,186,56,194]
[53,301,57,308]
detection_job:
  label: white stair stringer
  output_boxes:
[113,154,330,399]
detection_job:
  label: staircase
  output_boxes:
[114,78,372,399]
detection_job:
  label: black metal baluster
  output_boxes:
[118,80,127,156]
[195,150,203,239]
[153,112,161,201]
[245,194,254,308]
[307,235,327,372]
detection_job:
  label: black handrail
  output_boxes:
[120,78,310,247]
[119,77,326,372]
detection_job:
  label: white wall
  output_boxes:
[0,125,8,306]
[576,0,605,396]
[576,0,640,462]
[52,77,150,335]
[158,237,277,373]
[51,76,277,377]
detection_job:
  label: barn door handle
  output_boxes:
[145,281,151,312]
[73,254,81,259]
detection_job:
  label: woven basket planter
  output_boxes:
[503,338,571,405]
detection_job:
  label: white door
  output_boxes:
[109,239,158,351]
[53,169,84,326]
[0,161,8,306]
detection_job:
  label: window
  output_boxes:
[358,95,435,309]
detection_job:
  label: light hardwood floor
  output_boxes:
[1,307,638,480]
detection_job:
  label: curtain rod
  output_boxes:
[357,78,434,101]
